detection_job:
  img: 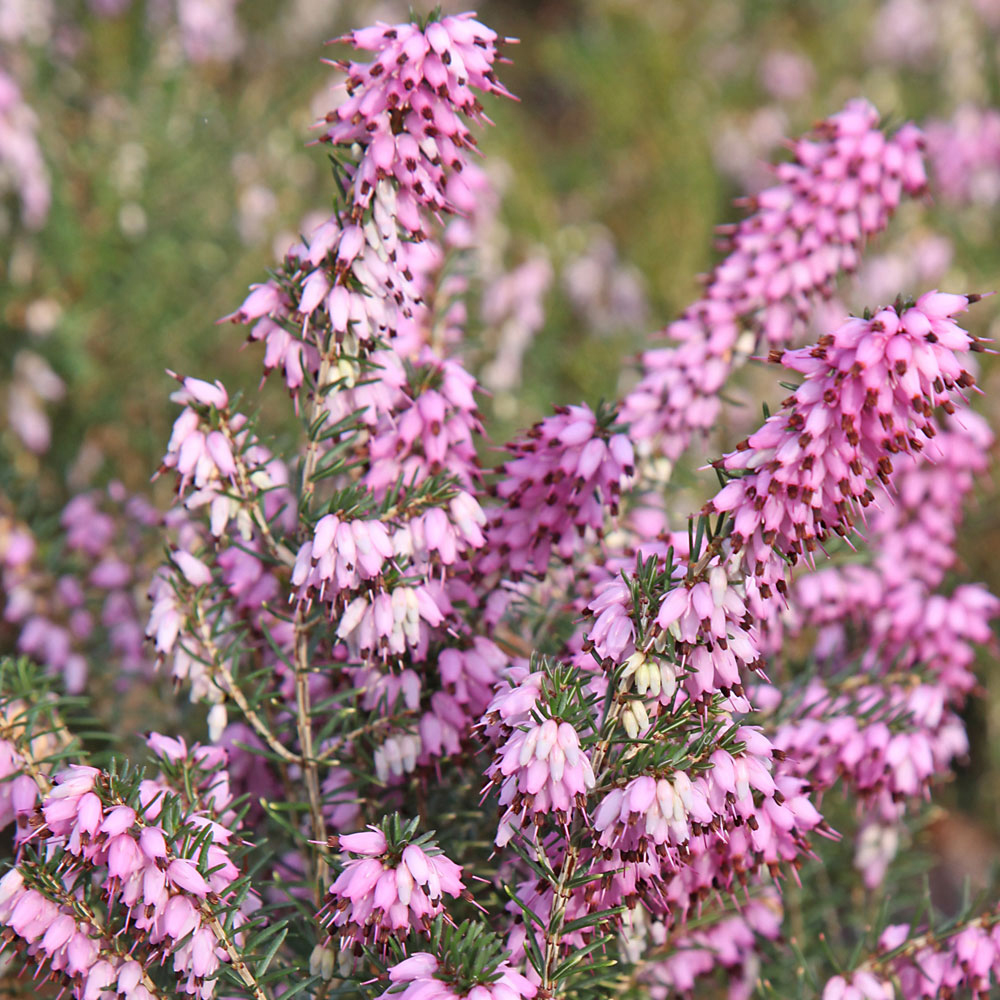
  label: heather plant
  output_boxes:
[3,7,1000,1000]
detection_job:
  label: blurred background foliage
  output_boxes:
[4,0,1000,931]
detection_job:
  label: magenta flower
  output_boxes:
[488,716,595,844]
[623,100,927,461]
[655,567,763,701]
[708,292,981,595]
[322,826,465,948]
[323,14,514,232]
[480,404,634,581]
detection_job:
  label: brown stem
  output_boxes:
[21,868,166,999]
[298,353,335,526]
[191,597,301,766]
[221,423,297,569]
[295,613,331,904]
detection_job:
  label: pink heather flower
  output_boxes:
[707,293,980,596]
[1,483,156,693]
[2,742,253,998]
[655,567,762,701]
[869,411,993,587]
[373,732,422,783]
[764,414,999,699]
[436,637,507,716]
[322,14,514,232]
[770,679,970,826]
[587,576,637,663]
[593,773,714,856]
[487,717,595,844]
[479,404,634,581]
[332,583,446,662]
[380,953,537,1000]
[418,692,467,763]
[899,922,1000,995]
[167,371,229,411]
[622,100,927,460]
[322,827,465,947]
[594,734,815,866]
[365,354,484,494]
[639,894,782,999]
[292,515,394,599]
[398,494,487,567]
[774,563,998,695]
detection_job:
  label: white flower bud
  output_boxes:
[207,703,228,743]
[631,698,649,732]
[310,944,336,980]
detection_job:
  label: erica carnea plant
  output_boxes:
[2,9,1000,1000]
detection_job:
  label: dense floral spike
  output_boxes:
[863,410,992,589]
[322,14,514,233]
[707,292,981,594]
[769,679,969,823]
[755,408,999,887]
[760,408,1000,707]
[8,5,1000,998]
[479,403,634,583]
[622,100,926,462]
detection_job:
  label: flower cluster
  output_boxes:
[623,99,927,461]
[323,15,514,233]
[2,483,158,694]
[488,715,595,843]
[381,951,537,1000]
[822,915,1000,999]
[925,103,1000,206]
[480,404,635,583]
[879,919,1000,997]
[591,734,813,866]
[637,894,782,1000]
[321,826,465,949]
[707,292,980,595]
[4,8,1000,1000]
[0,737,255,999]
[768,680,969,824]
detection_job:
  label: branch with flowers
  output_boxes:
[2,8,1000,1000]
